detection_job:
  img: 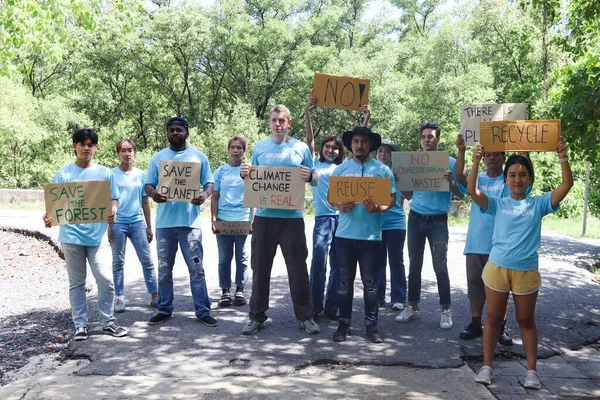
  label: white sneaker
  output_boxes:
[524,370,541,390]
[440,309,453,329]
[395,306,420,322]
[301,318,320,334]
[392,303,405,311]
[475,366,493,385]
[114,296,126,313]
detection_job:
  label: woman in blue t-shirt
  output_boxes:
[468,138,573,390]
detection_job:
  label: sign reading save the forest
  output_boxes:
[158,160,201,202]
[243,166,304,210]
[44,180,111,226]
[392,151,450,192]
[460,103,526,146]
[312,73,370,111]
[480,120,560,152]
[213,221,252,235]
[328,176,390,205]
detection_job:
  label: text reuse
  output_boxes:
[157,160,201,202]
[312,72,370,111]
[44,180,112,226]
[328,176,390,205]
[392,151,450,192]
[243,166,304,210]
[460,103,526,146]
[480,120,560,152]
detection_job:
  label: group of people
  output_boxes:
[44,98,573,390]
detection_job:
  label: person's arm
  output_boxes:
[363,192,395,213]
[142,195,153,243]
[42,214,53,228]
[467,145,488,210]
[108,199,119,223]
[192,183,214,206]
[145,183,167,203]
[360,104,371,127]
[211,191,220,234]
[454,134,468,187]
[305,93,316,155]
[550,137,573,208]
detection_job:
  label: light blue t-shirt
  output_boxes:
[52,163,119,246]
[312,157,338,217]
[146,146,214,229]
[250,137,314,219]
[333,158,396,241]
[485,192,558,271]
[409,156,462,215]
[112,167,146,225]
[213,163,252,222]
[382,190,406,231]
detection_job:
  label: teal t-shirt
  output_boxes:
[145,146,214,229]
[53,163,119,246]
[311,157,338,217]
[213,163,252,222]
[382,190,406,231]
[409,156,462,215]
[112,167,145,225]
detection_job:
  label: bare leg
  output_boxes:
[513,291,539,371]
[482,286,509,367]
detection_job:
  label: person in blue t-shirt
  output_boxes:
[43,128,127,341]
[304,93,371,321]
[211,136,252,308]
[108,139,158,313]
[470,139,573,389]
[329,126,396,344]
[144,117,217,327]
[396,122,465,330]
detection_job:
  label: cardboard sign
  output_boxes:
[243,166,304,210]
[460,103,526,146]
[44,180,112,226]
[328,176,391,205]
[157,160,201,202]
[213,221,252,235]
[392,151,450,192]
[480,120,560,152]
[312,72,370,111]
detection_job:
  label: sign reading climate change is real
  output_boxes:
[157,160,201,202]
[312,73,370,111]
[392,151,450,192]
[460,103,526,146]
[44,180,112,226]
[243,166,304,210]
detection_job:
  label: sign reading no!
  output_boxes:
[312,73,370,111]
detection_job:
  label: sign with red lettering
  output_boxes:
[392,151,450,192]
[328,177,391,205]
[213,221,252,235]
[44,180,112,226]
[460,103,526,146]
[158,160,201,202]
[243,166,304,210]
[480,120,560,152]
[312,73,370,111]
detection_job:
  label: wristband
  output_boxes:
[559,158,569,163]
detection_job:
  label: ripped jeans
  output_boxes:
[335,237,381,326]
[407,212,451,307]
[155,227,211,318]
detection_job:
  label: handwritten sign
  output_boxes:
[44,180,111,226]
[328,177,390,205]
[157,160,201,202]
[392,151,450,192]
[480,120,560,152]
[214,221,252,235]
[312,73,370,111]
[243,166,304,210]
[460,103,526,146]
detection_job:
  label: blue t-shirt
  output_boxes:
[382,190,406,231]
[213,163,252,222]
[333,158,396,241]
[52,163,119,246]
[409,156,461,215]
[112,167,146,225]
[485,192,558,271]
[250,137,314,219]
[311,157,338,217]
[146,146,214,229]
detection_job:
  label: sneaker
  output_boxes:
[114,296,126,313]
[459,322,483,340]
[242,320,265,335]
[440,309,453,329]
[365,324,383,343]
[102,322,128,337]
[218,289,232,307]
[233,291,247,306]
[391,303,405,311]
[377,299,386,307]
[524,370,541,390]
[150,296,158,308]
[475,366,493,385]
[324,309,339,321]
[148,313,172,325]
[333,321,351,342]
[395,306,420,322]
[300,318,320,334]
[198,314,217,327]
[498,322,513,346]
[73,326,88,341]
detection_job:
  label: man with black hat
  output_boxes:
[328,126,396,343]
[144,116,217,327]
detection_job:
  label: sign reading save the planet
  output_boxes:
[157,160,201,202]
[312,73,370,111]
[328,176,390,205]
[44,180,112,226]
[392,151,450,192]
[480,120,560,152]
[243,166,304,210]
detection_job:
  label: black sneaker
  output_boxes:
[498,323,513,346]
[324,309,339,321]
[198,314,217,327]
[102,322,128,337]
[365,324,383,343]
[74,326,88,341]
[333,321,351,342]
[218,290,232,307]
[149,313,172,325]
[233,290,246,306]
[459,322,483,340]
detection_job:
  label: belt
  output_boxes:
[410,211,448,220]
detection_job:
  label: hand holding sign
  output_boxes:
[480,120,560,152]
[44,181,112,226]
[157,160,201,202]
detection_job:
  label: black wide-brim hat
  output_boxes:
[342,126,382,153]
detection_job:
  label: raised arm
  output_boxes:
[550,137,573,208]
[467,145,488,211]
[305,93,316,155]
[360,104,371,127]
[454,134,468,187]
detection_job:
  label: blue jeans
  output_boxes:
[377,229,407,304]
[110,221,158,296]
[407,213,451,307]
[216,229,249,289]
[155,227,211,318]
[309,215,340,315]
[61,243,115,329]
[335,237,381,326]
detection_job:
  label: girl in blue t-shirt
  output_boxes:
[468,138,573,390]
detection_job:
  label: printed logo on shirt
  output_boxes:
[501,208,534,216]
[266,153,291,159]
[118,182,142,188]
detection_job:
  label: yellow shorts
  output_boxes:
[482,261,541,295]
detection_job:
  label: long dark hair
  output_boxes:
[319,135,345,164]
[504,155,535,184]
